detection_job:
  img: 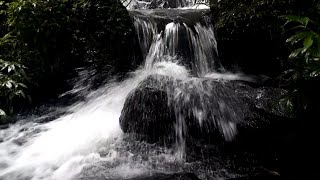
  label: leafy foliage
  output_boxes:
[209,0,318,39]
[0,59,29,114]
[209,0,320,114]
[0,0,141,120]
[281,13,320,113]
[208,0,312,77]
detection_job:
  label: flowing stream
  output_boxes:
[0,1,255,179]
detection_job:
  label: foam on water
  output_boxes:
[0,61,190,180]
[123,0,209,9]
[0,1,256,179]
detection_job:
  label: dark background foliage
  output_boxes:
[0,0,142,122]
[209,0,320,178]
[210,0,319,78]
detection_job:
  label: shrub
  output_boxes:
[0,0,142,119]
[281,8,320,113]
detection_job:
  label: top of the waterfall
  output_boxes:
[122,0,209,10]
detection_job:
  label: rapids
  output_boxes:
[0,1,259,179]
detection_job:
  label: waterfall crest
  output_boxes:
[122,0,209,9]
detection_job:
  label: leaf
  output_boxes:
[8,64,15,73]
[9,92,15,100]
[27,95,32,103]
[18,83,27,88]
[17,67,27,78]
[303,35,314,49]
[289,48,304,59]
[283,15,310,27]
[286,25,308,32]
[0,109,6,116]
[286,31,309,45]
[0,61,9,71]
[300,34,314,56]
[15,90,26,98]
[310,71,320,77]
[5,80,12,89]
[286,99,294,110]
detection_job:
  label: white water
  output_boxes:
[123,0,209,9]
[0,1,252,179]
[0,61,191,180]
[133,15,220,76]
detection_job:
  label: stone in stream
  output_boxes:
[119,78,176,143]
[120,74,291,147]
[127,172,200,180]
[0,124,9,130]
[125,0,200,9]
[86,172,200,180]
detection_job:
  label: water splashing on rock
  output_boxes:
[0,1,288,180]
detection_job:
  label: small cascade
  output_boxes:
[122,0,209,9]
[133,17,158,57]
[185,23,221,76]
[132,11,221,77]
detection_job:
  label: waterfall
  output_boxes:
[0,1,249,180]
[133,14,221,76]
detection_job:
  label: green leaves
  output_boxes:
[283,15,310,27]
[0,109,5,116]
[284,15,320,67]
[281,14,320,113]
[0,58,28,116]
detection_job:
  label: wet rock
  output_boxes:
[120,74,289,145]
[226,168,281,180]
[227,174,281,180]
[0,124,9,130]
[128,172,200,180]
[120,79,176,143]
[83,172,200,180]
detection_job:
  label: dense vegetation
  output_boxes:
[209,0,320,114]
[0,0,142,123]
[209,1,320,177]
[281,13,320,114]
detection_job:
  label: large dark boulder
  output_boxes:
[120,75,290,145]
[119,74,298,179]
[78,172,200,180]
[128,172,200,180]
[120,79,176,143]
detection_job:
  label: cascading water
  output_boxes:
[132,9,222,76]
[123,0,209,9]
[129,6,231,158]
[0,63,193,180]
[0,1,254,180]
